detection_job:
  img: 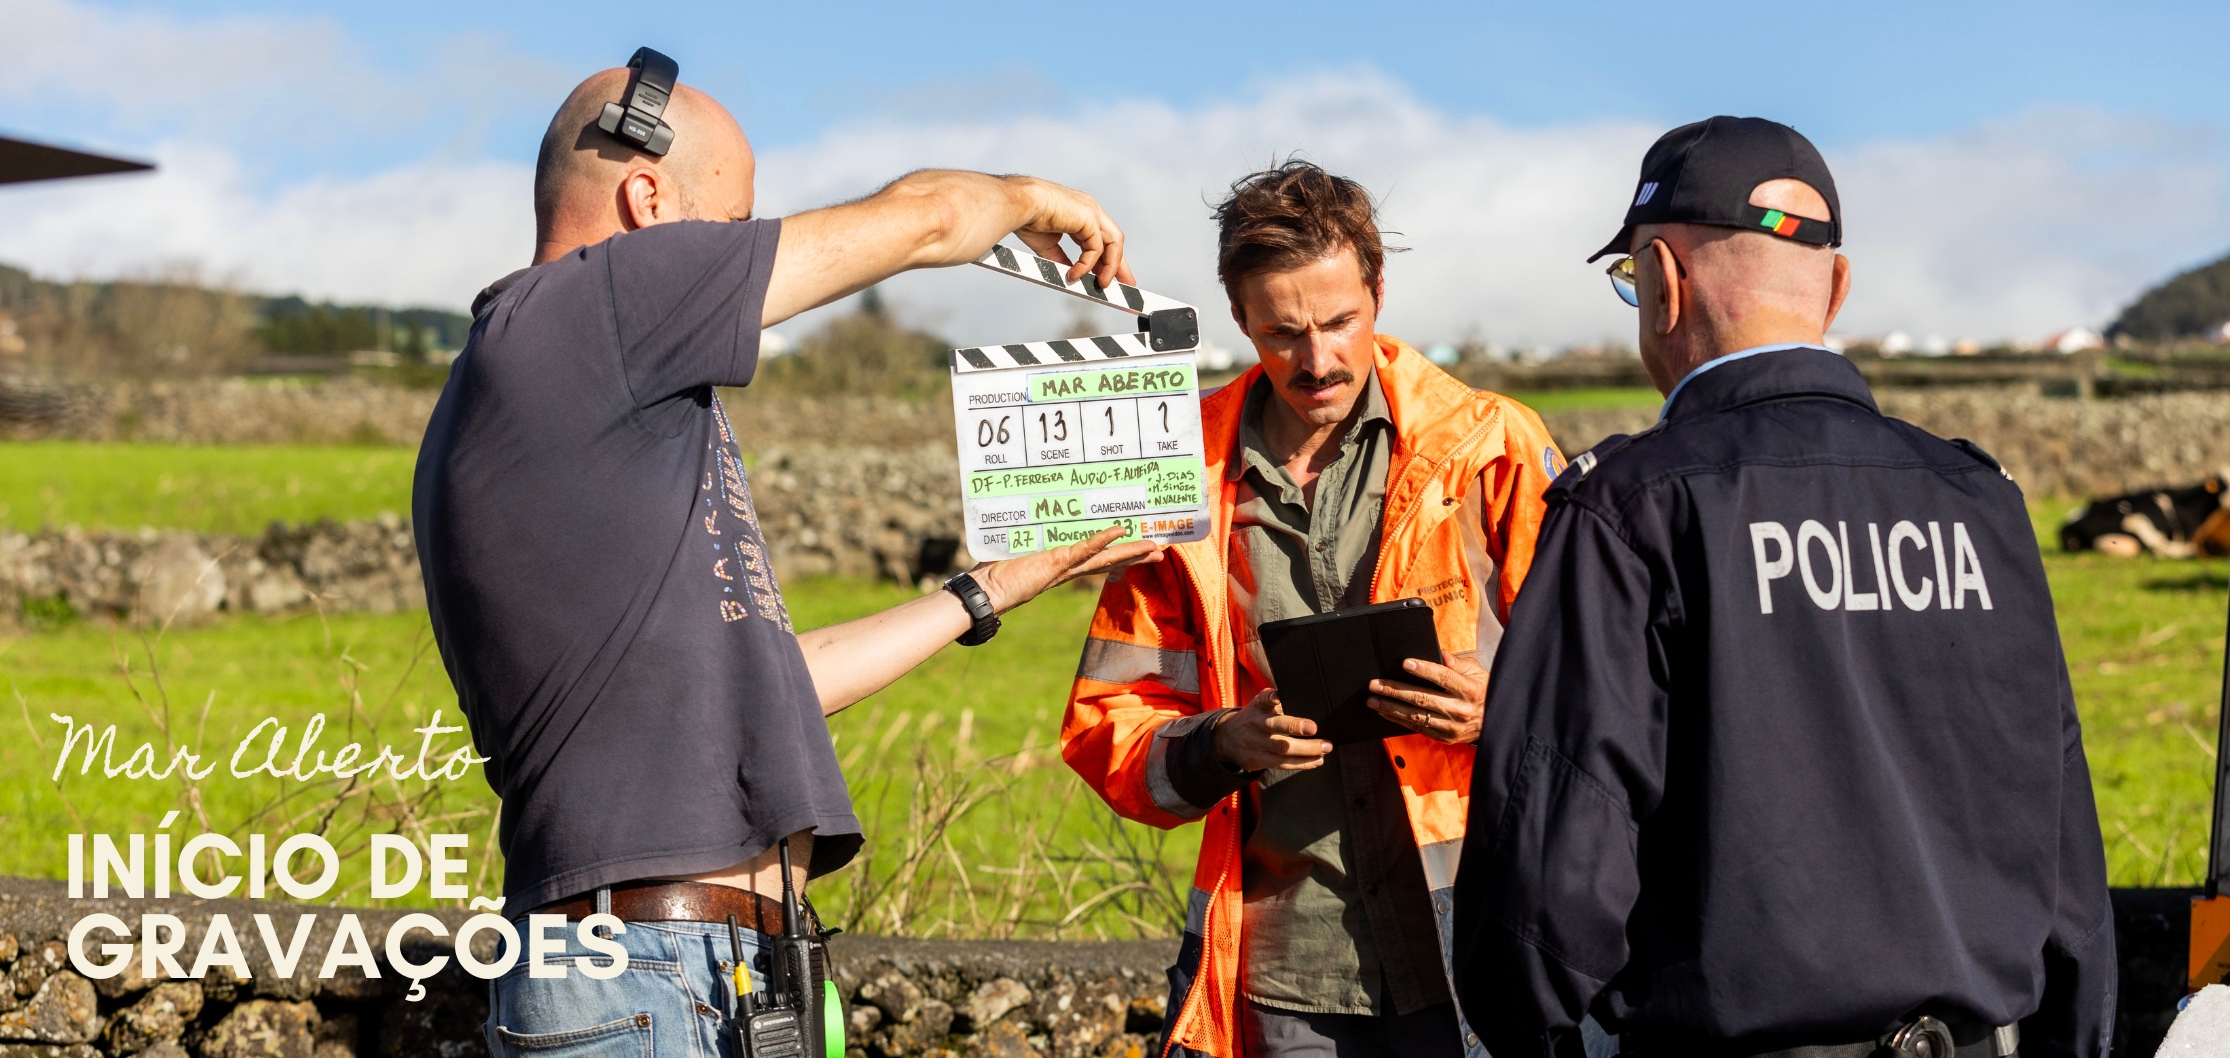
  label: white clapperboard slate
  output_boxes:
[949,244,1213,559]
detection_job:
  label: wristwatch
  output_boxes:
[941,572,1002,646]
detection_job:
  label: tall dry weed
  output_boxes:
[825,706,1187,940]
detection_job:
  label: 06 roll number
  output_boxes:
[976,415,1013,447]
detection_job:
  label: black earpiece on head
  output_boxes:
[596,47,679,157]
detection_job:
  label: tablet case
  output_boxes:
[1258,597,1442,745]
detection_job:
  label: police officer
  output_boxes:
[1448,117,2115,1058]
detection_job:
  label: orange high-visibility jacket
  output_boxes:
[1062,337,1564,1058]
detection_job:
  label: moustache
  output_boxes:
[1287,368,1357,391]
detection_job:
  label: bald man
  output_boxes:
[1448,118,2113,1058]
[413,52,1159,1055]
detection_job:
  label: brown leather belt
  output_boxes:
[533,880,787,935]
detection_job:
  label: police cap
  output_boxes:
[1588,115,1843,262]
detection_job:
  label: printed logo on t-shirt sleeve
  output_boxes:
[701,397,795,633]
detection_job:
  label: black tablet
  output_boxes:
[1258,597,1443,745]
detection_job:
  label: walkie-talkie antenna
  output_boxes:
[727,914,749,997]
[779,837,803,936]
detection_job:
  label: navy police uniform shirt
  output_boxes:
[1449,347,2113,1057]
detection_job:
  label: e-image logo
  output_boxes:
[1748,519,1992,615]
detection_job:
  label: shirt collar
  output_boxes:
[1659,342,1816,420]
[1657,343,1878,423]
[1229,369,1392,483]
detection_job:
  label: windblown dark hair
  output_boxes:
[1212,160,1401,298]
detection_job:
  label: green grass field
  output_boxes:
[2024,501,2228,887]
[0,440,2224,939]
[1501,386,1665,412]
[0,578,1192,937]
[0,443,416,535]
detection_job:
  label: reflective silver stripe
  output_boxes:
[1459,474,1504,668]
[1185,886,1211,936]
[1145,727,1210,820]
[1420,836,1464,892]
[1077,636,1200,694]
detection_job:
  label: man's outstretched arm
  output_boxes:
[797,526,1161,715]
[763,170,1132,327]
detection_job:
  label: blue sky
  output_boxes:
[4,0,2227,349]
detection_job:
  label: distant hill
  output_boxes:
[257,296,472,357]
[0,262,471,377]
[2110,250,2230,341]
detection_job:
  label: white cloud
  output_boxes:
[762,77,2230,351]
[0,0,567,151]
[758,71,1655,352]
[0,142,533,308]
[0,0,558,308]
[3,35,2224,342]
[1833,108,2229,340]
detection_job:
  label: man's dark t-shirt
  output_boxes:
[413,219,860,912]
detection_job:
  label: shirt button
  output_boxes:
[1467,1032,1479,1047]
[1436,899,1449,915]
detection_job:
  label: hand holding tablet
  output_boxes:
[1256,598,1486,746]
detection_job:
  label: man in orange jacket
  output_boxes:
[1062,161,1563,1058]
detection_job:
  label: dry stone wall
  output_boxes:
[1877,389,2230,498]
[1541,389,2230,499]
[0,380,440,447]
[0,382,952,452]
[750,447,968,581]
[0,878,1170,1058]
[0,518,424,627]
[6,377,2230,501]
[8,380,2230,622]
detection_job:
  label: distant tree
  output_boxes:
[254,298,471,355]
[753,289,951,399]
[255,299,377,354]
[0,260,474,379]
[2110,250,2230,341]
[400,321,429,362]
[0,262,259,377]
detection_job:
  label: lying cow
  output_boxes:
[2060,471,2230,557]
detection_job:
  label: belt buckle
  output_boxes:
[1884,1016,1955,1058]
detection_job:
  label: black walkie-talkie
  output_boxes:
[729,837,820,1058]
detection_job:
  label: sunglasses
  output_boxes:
[1605,256,1640,308]
[1604,244,1688,308]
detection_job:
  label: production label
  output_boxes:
[951,352,1211,558]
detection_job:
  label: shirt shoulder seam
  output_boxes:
[1592,449,1999,521]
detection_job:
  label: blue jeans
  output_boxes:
[486,918,766,1058]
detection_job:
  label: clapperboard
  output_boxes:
[949,243,1213,560]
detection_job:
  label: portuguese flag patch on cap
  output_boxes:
[1758,210,1802,237]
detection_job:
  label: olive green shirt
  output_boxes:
[1222,373,1449,1016]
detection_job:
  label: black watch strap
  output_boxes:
[942,572,1002,646]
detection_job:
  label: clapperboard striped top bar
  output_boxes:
[970,242,1192,316]
[952,331,1159,373]
[953,242,1202,372]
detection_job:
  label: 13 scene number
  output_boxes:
[976,415,1012,447]
[1037,410,1069,443]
